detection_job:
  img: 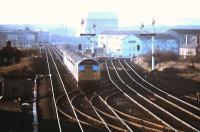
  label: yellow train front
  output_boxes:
[78,59,100,92]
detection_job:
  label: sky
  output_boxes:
[0,0,200,27]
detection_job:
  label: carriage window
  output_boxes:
[79,65,85,71]
[92,65,99,71]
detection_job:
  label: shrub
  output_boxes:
[144,51,178,66]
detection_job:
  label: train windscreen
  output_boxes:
[92,65,99,71]
[79,65,85,71]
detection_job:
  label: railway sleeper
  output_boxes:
[73,104,128,131]
[95,98,168,132]
[113,105,171,131]
[58,97,127,132]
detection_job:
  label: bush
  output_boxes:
[156,51,178,62]
[144,51,178,66]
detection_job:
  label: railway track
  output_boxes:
[53,46,134,131]
[47,46,133,131]
[106,58,200,131]
[48,45,172,132]
[120,59,200,130]
[122,60,200,116]
[128,61,200,108]
[44,45,200,131]
[106,60,175,130]
[105,91,171,131]
[45,46,84,132]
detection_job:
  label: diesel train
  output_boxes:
[62,50,100,92]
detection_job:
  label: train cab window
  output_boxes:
[79,65,85,71]
[92,65,99,71]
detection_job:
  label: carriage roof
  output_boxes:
[63,51,99,65]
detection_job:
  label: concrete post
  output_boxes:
[152,36,155,71]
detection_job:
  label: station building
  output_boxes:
[98,30,179,58]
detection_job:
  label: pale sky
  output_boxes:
[0,0,200,27]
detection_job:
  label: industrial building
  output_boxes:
[167,29,200,58]
[98,30,178,58]
[0,28,49,48]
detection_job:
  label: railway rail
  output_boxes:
[45,46,83,132]
[106,58,200,131]
[120,59,200,130]
[43,45,200,132]
[47,46,138,131]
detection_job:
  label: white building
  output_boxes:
[98,30,179,58]
[179,41,200,58]
[179,44,197,58]
[98,31,138,57]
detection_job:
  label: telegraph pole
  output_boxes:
[140,19,156,71]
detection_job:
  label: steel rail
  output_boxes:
[47,46,84,132]
[44,46,62,132]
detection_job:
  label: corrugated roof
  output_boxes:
[134,33,177,40]
[168,29,200,34]
[180,43,198,49]
[100,30,176,40]
[63,51,87,63]
[100,30,139,35]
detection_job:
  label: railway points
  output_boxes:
[7,44,199,132]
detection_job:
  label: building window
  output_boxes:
[128,40,136,43]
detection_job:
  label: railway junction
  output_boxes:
[0,44,200,132]
[37,45,200,132]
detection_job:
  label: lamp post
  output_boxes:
[140,19,156,71]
